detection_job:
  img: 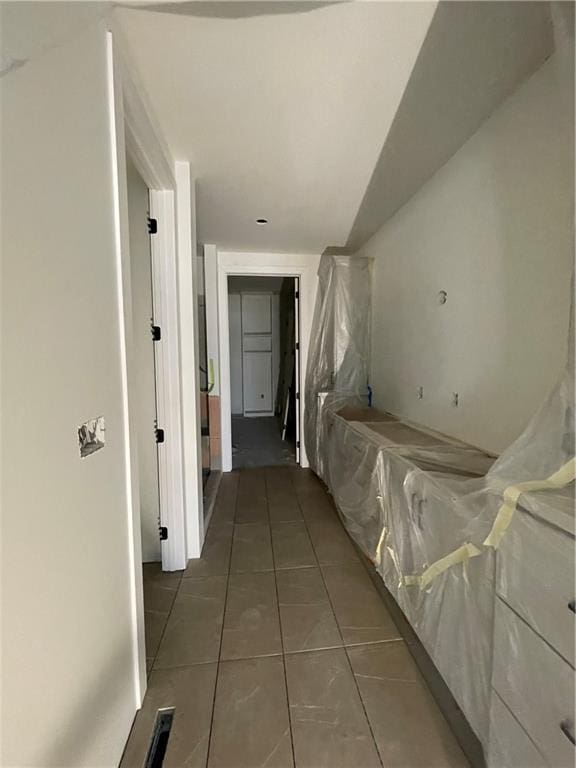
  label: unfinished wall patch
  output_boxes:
[78,416,105,458]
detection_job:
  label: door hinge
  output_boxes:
[148,216,158,235]
[295,342,300,351]
[296,392,300,400]
[296,441,301,448]
[151,324,161,341]
[155,427,165,444]
[159,526,168,541]
[295,291,299,299]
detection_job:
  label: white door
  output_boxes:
[242,294,272,334]
[242,293,274,415]
[243,352,273,413]
[294,278,301,464]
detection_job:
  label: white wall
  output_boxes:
[1,20,139,768]
[127,157,161,562]
[364,47,574,454]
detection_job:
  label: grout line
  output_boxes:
[295,473,385,768]
[205,475,237,768]
[146,571,183,675]
[265,469,298,768]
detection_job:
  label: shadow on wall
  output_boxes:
[118,1,346,20]
[39,636,135,767]
[346,0,555,251]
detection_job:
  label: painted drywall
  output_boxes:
[228,294,244,414]
[127,157,161,562]
[365,46,574,455]
[1,20,139,768]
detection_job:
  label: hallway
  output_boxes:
[123,467,467,768]
[232,417,295,469]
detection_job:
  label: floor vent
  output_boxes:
[145,708,175,768]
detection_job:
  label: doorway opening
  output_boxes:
[227,275,300,469]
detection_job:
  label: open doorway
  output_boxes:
[228,276,300,468]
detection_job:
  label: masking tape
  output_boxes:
[483,458,576,549]
[404,543,482,590]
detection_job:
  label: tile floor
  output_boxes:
[123,467,468,768]
[232,416,295,468]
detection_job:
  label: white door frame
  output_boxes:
[107,28,193,703]
[217,251,320,472]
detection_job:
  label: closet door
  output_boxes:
[242,293,273,415]
[243,350,273,413]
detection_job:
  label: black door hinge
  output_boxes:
[295,342,300,351]
[296,441,301,448]
[155,427,165,444]
[295,291,299,299]
[159,526,168,541]
[296,392,300,400]
[151,324,161,341]
[148,216,158,235]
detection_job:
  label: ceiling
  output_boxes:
[346,1,555,251]
[115,1,437,253]
[4,2,556,255]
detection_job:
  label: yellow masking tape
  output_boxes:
[484,458,576,549]
[408,543,482,590]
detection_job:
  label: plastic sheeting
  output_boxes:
[304,253,575,749]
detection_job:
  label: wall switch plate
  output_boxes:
[78,416,105,458]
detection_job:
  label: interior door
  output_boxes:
[242,293,274,415]
[294,278,301,464]
[243,351,273,413]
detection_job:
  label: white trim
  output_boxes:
[175,163,204,558]
[106,30,146,707]
[149,190,188,571]
[108,25,195,710]
[216,251,320,472]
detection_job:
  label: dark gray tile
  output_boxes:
[285,648,381,768]
[121,663,217,768]
[208,656,293,768]
[143,562,185,582]
[306,521,359,565]
[268,489,303,522]
[184,524,233,578]
[347,642,468,767]
[210,472,239,525]
[266,465,295,488]
[236,468,268,523]
[322,562,401,645]
[277,568,342,653]
[230,523,273,573]
[145,610,169,660]
[296,488,337,523]
[290,468,323,492]
[154,576,227,668]
[221,572,282,660]
[271,522,316,570]
[143,579,180,614]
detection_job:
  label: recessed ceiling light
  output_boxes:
[256,218,268,225]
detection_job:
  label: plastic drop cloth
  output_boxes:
[304,253,575,749]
